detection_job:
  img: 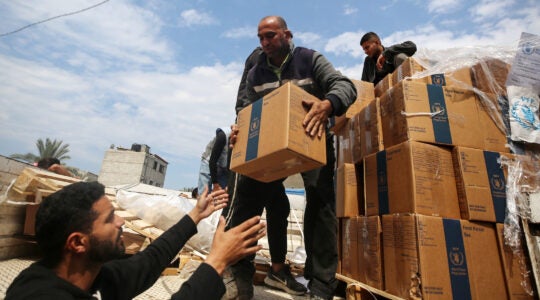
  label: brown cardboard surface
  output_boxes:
[496,223,536,300]
[471,58,511,96]
[392,56,427,87]
[476,92,510,153]
[383,214,507,299]
[397,65,473,89]
[351,98,384,163]
[374,74,392,98]
[230,83,326,182]
[452,146,514,222]
[335,119,354,167]
[336,163,362,217]
[364,141,460,219]
[341,217,359,280]
[332,79,375,131]
[380,81,483,150]
[357,216,383,290]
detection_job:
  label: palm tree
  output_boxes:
[10,138,71,163]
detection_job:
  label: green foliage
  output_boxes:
[10,138,71,163]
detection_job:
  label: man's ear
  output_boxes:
[285,29,293,40]
[66,232,89,254]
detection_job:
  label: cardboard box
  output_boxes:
[452,147,514,222]
[337,217,342,275]
[357,216,383,290]
[335,119,354,167]
[391,56,427,87]
[496,223,535,300]
[383,214,507,299]
[350,98,384,163]
[364,141,460,219]
[341,217,360,280]
[230,83,326,182]
[380,81,484,150]
[332,79,375,131]
[374,73,392,97]
[476,92,510,153]
[471,58,511,96]
[336,163,363,217]
[410,66,473,88]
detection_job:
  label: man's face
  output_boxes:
[87,196,125,262]
[257,18,290,60]
[361,39,381,59]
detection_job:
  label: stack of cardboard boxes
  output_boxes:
[335,57,535,299]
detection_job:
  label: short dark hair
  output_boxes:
[37,157,61,169]
[35,181,105,267]
[360,32,380,45]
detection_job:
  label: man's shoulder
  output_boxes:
[6,263,84,299]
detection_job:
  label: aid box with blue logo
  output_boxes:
[452,146,515,223]
[383,214,507,299]
[230,82,326,182]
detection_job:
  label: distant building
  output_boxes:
[98,144,168,187]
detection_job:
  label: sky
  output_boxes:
[0,0,538,190]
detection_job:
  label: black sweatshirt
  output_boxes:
[5,216,225,300]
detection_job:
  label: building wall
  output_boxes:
[98,149,167,187]
[98,150,146,187]
[141,156,167,187]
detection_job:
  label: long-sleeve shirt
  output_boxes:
[5,216,225,300]
[361,41,417,84]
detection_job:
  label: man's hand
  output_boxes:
[188,187,228,224]
[376,54,386,70]
[212,183,223,192]
[302,99,332,138]
[205,216,266,275]
[229,124,239,148]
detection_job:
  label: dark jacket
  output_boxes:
[6,216,225,300]
[244,43,357,118]
[361,41,417,84]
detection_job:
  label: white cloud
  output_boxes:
[427,0,463,14]
[324,31,364,58]
[343,5,358,15]
[469,0,515,22]
[178,9,216,27]
[222,26,253,39]
[295,31,322,47]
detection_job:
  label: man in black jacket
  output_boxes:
[225,16,357,300]
[6,181,266,299]
[360,31,417,84]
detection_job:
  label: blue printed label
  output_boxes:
[376,151,389,215]
[246,99,263,161]
[427,85,452,145]
[431,74,447,86]
[442,219,472,300]
[483,151,506,222]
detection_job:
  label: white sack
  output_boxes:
[116,190,221,254]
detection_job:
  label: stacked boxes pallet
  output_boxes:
[335,56,537,299]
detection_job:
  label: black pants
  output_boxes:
[223,132,338,298]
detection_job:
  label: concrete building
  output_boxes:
[98,144,168,187]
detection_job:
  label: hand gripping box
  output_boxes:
[230,82,326,182]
